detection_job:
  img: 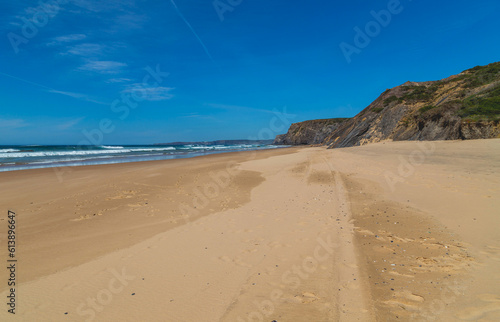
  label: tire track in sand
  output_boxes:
[317,153,376,321]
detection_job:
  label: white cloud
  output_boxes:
[47,34,87,46]
[123,84,175,101]
[106,77,132,83]
[79,60,127,74]
[65,43,104,56]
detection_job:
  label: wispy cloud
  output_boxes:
[65,43,104,56]
[0,118,28,129]
[47,90,107,105]
[47,34,87,46]
[0,71,107,105]
[106,77,133,83]
[123,84,175,101]
[58,42,128,76]
[57,117,85,130]
[63,42,127,57]
[79,60,127,74]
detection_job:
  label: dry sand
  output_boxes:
[0,139,499,321]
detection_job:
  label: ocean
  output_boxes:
[0,143,285,172]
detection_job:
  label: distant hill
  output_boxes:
[274,62,500,147]
[155,139,274,146]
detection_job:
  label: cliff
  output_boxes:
[275,62,500,148]
[273,118,349,145]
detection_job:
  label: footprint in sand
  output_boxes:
[384,299,419,311]
[388,271,414,278]
[355,229,375,236]
[393,236,415,243]
[301,292,320,303]
[398,290,425,303]
[384,291,424,312]
[106,190,137,200]
[416,257,438,266]
[384,290,425,313]
[283,292,320,304]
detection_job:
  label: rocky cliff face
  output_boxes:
[275,62,500,148]
[273,118,348,145]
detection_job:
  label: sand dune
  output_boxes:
[1,139,499,321]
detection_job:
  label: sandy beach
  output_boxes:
[1,139,500,321]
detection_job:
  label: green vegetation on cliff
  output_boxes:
[397,62,500,121]
[460,85,500,121]
[463,62,500,88]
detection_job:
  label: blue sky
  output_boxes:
[1,0,499,145]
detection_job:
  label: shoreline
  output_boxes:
[0,145,290,173]
[1,140,499,321]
